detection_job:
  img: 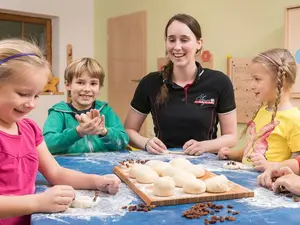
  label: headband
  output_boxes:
[0,53,38,65]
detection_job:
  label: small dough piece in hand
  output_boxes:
[70,195,100,208]
[145,160,170,176]
[172,171,197,188]
[80,113,91,123]
[205,175,229,193]
[169,158,192,169]
[184,164,205,178]
[153,176,175,197]
[183,179,206,194]
[135,167,159,184]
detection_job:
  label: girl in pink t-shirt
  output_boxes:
[0,39,121,225]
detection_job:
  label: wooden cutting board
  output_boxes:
[114,165,254,206]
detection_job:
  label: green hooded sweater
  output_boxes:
[43,101,129,154]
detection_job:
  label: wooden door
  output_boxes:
[107,11,147,136]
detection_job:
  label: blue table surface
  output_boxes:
[32,150,300,225]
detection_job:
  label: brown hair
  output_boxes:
[156,14,202,105]
[64,57,105,96]
[0,38,50,83]
[241,48,296,138]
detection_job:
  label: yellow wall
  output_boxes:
[94,0,300,149]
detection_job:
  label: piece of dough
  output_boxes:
[205,175,229,193]
[153,176,175,197]
[222,161,251,170]
[135,167,159,184]
[161,165,181,177]
[70,196,100,208]
[145,160,170,176]
[172,171,197,188]
[129,164,150,179]
[183,179,206,194]
[80,113,91,123]
[184,164,205,178]
[169,158,192,169]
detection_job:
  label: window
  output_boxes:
[0,12,52,65]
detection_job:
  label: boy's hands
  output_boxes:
[75,109,107,136]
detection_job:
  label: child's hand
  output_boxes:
[76,110,107,136]
[251,153,269,172]
[272,167,300,195]
[87,109,107,136]
[36,185,75,213]
[75,115,106,136]
[257,165,288,190]
[217,147,231,160]
[95,174,121,195]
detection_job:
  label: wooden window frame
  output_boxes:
[0,12,52,65]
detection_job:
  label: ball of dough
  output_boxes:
[170,158,192,169]
[145,160,170,176]
[183,179,206,194]
[80,113,91,123]
[184,164,205,178]
[172,171,197,188]
[129,164,150,179]
[135,167,159,184]
[161,165,181,177]
[205,175,229,193]
[71,196,100,208]
[153,176,175,197]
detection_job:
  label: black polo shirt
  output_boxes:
[130,63,236,148]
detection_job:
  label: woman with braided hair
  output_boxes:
[218,48,300,172]
[124,13,237,155]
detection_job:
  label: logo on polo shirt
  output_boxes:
[194,94,215,105]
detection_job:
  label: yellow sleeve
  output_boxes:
[287,123,300,153]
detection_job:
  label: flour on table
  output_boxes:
[33,183,137,222]
[237,187,300,209]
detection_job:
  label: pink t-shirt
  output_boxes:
[0,118,43,225]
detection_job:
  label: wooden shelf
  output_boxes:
[40,92,64,96]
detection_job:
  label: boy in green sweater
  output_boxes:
[43,58,129,154]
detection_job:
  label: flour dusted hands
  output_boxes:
[145,137,167,154]
[36,185,75,213]
[258,166,300,195]
[183,139,206,156]
[95,174,121,195]
[271,167,300,195]
[75,109,107,136]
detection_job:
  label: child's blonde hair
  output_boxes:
[64,58,105,97]
[241,48,297,138]
[0,38,50,83]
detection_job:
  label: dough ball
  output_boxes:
[153,176,175,197]
[145,160,170,176]
[183,179,206,194]
[135,166,159,184]
[71,195,100,208]
[205,175,229,193]
[169,158,192,169]
[129,164,150,179]
[80,113,91,123]
[223,161,240,170]
[172,171,197,188]
[161,165,181,177]
[184,164,205,178]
